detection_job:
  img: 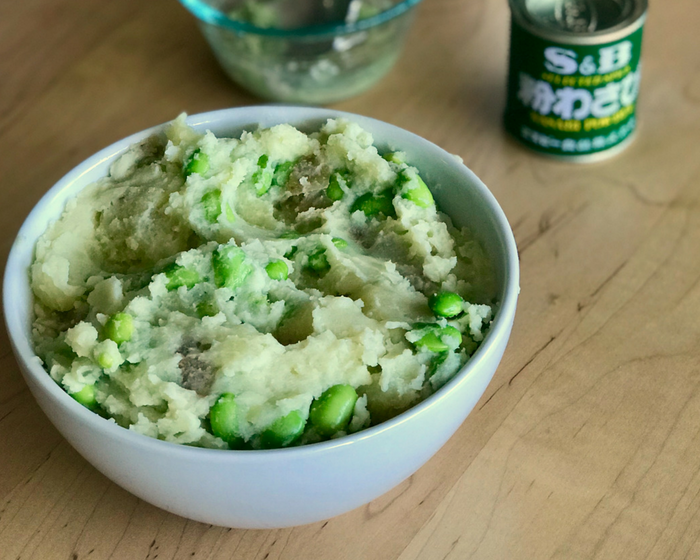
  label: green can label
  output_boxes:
[504,21,645,159]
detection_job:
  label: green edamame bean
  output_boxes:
[96,351,114,370]
[350,189,396,218]
[326,173,345,201]
[332,237,348,249]
[279,231,301,239]
[164,263,201,291]
[70,384,97,410]
[265,259,288,281]
[93,340,121,371]
[224,202,236,223]
[309,384,358,437]
[200,189,222,223]
[104,313,133,345]
[413,325,462,353]
[401,174,434,208]
[184,149,209,176]
[196,299,219,318]
[209,393,242,445]
[382,152,406,164]
[212,246,253,290]
[414,331,448,352]
[272,160,295,188]
[253,155,273,196]
[260,410,306,449]
[307,248,330,276]
[428,352,450,378]
[428,291,464,318]
[440,325,462,345]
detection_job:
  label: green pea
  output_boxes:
[103,313,133,345]
[401,174,434,208]
[307,248,330,276]
[184,149,209,176]
[265,259,288,281]
[212,246,253,290]
[70,384,97,410]
[332,237,348,249]
[200,189,222,223]
[428,291,464,318]
[209,393,243,446]
[253,154,273,196]
[350,189,396,218]
[272,160,295,187]
[309,384,358,437]
[326,173,345,201]
[260,410,305,449]
[164,263,201,291]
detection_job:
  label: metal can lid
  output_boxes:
[510,0,648,43]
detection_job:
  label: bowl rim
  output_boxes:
[3,105,519,464]
[178,0,423,37]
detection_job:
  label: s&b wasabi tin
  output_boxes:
[504,0,648,161]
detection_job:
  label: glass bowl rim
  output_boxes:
[178,0,423,37]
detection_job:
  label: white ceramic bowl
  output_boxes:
[3,106,519,529]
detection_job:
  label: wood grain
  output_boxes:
[1,0,700,558]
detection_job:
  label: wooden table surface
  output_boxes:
[2,0,700,558]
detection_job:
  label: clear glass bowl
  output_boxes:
[179,0,423,104]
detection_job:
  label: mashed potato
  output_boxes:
[31,115,496,449]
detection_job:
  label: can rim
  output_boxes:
[508,0,648,45]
